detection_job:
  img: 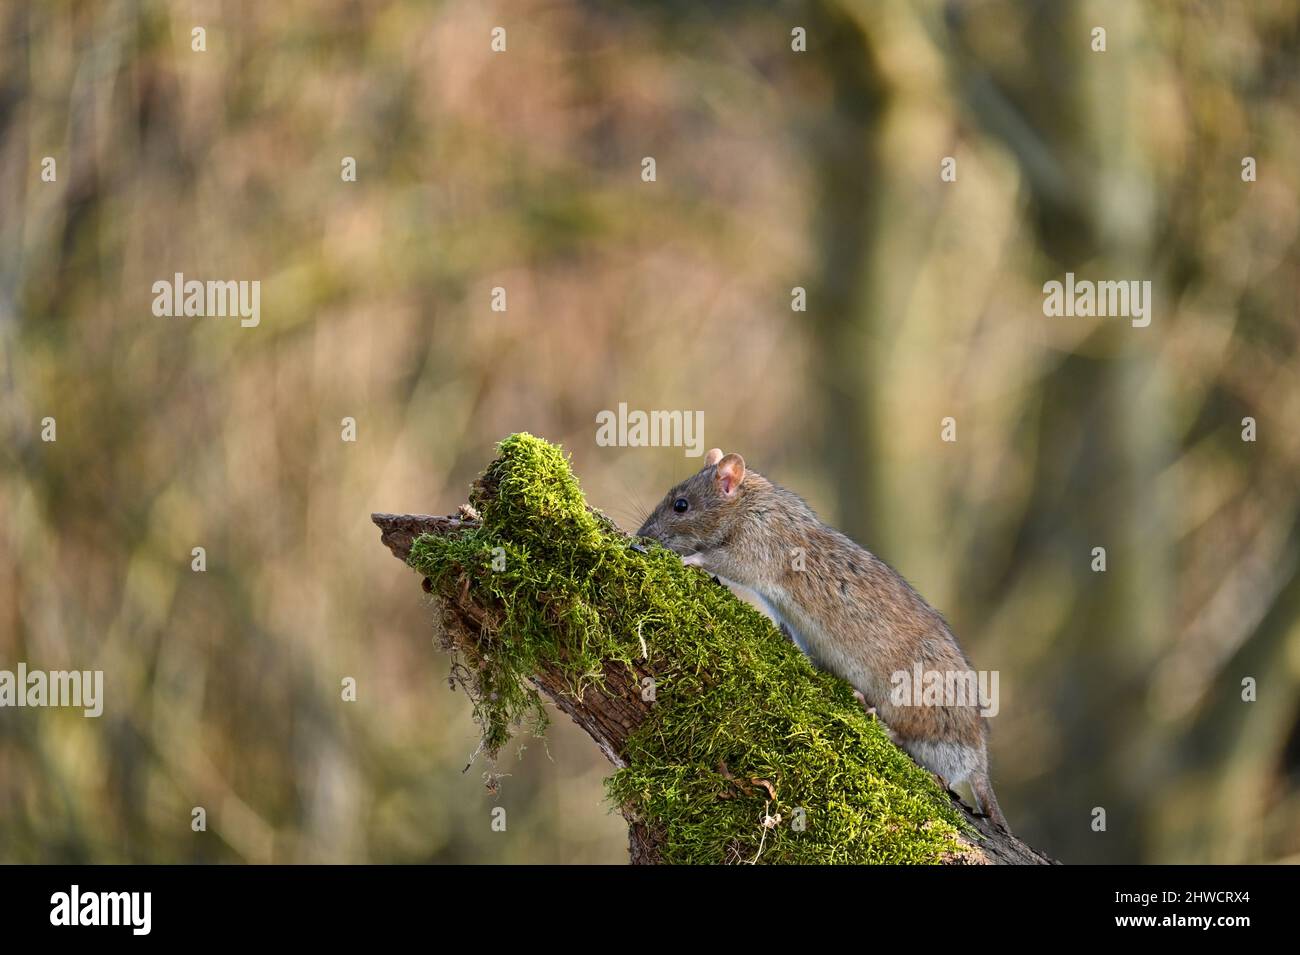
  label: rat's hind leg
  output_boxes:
[852,689,876,718]
[853,692,904,746]
[902,738,1003,822]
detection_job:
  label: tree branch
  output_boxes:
[372,438,1056,865]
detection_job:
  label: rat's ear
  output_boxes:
[704,448,724,467]
[715,453,746,498]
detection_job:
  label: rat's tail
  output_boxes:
[971,772,1009,832]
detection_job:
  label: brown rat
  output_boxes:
[636,447,1008,830]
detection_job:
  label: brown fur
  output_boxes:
[637,450,1008,830]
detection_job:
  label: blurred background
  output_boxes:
[2,0,1299,864]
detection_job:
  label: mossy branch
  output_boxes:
[373,434,1055,865]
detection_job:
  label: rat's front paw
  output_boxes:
[681,552,706,568]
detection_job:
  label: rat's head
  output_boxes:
[636,448,749,558]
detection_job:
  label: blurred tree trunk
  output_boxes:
[940,0,1174,861]
[801,1,890,543]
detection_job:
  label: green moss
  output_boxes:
[408,433,971,864]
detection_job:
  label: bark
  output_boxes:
[373,511,1057,865]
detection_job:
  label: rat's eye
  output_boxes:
[673,497,689,514]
